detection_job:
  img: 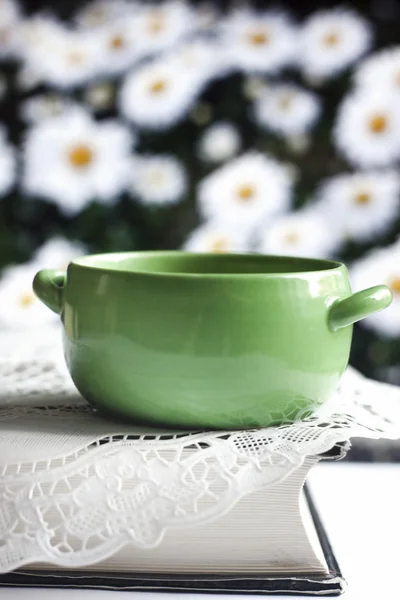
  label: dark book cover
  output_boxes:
[0,484,346,596]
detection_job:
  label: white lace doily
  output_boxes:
[1,327,400,574]
[0,327,77,405]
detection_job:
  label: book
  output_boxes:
[0,449,346,596]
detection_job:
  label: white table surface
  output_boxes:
[3,462,400,599]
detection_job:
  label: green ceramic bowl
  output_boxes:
[33,251,392,430]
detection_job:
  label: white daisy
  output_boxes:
[198,152,293,229]
[198,122,241,163]
[75,0,135,29]
[253,83,321,137]
[350,241,400,337]
[22,26,102,89]
[93,16,142,76]
[119,57,198,129]
[34,238,86,270]
[23,108,133,215]
[354,47,400,93]
[259,210,340,258]
[169,37,230,89]
[0,262,57,330]
[334,91,400,167]
[317,171,400,242]
[17,14,63,49]
[16,17,67,82]
[183,222,250,253]
[135,1,196,57]
[0,126,16,197]
[130,154,187,205]
[219,8,296,74]
[299,9,372,80]
[0,0,20,58]
[16,14,64,71]
[20,94,77,124]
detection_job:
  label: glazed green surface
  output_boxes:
[33,252,392,429]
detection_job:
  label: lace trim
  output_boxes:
[1,329,400,573]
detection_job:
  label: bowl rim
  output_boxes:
[69,251,345,280]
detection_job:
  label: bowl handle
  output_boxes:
[33,269,66,314]
[328,285,392,332]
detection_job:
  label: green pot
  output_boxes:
[33,251,392,430]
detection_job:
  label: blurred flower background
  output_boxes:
[1,0,400,384]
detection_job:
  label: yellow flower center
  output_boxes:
[354,191,371,205]
[19,292,34,308]
[389,277,400,294]
[66,51,85,66]
[237,184,256,202]
[248,30,270,46]
[68,144,94,168]
[284,231,299,245]
[147,14,165,34]
[369,114,388,134]
[210,238,228,253]
[148,78,167,95]
[278,93,294,111]
[148,170,165,187]
[322,32,339,46]
[109,34,125,50]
